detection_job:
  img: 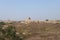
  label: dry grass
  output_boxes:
[4,22,60,40]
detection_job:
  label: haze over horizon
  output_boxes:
[0,0,60,20]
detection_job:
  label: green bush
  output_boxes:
[0,22,5,25]
[0,25,23,40]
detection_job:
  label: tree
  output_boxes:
[46,19,49,21]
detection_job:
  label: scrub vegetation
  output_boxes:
[0,21,60,40]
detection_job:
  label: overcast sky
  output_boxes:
[0,0,60,20]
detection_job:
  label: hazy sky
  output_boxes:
[0,0,60,20]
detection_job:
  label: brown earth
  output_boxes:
[4,22,60,40]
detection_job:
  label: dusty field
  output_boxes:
[2,21,60,40]
[12,22,60,40]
